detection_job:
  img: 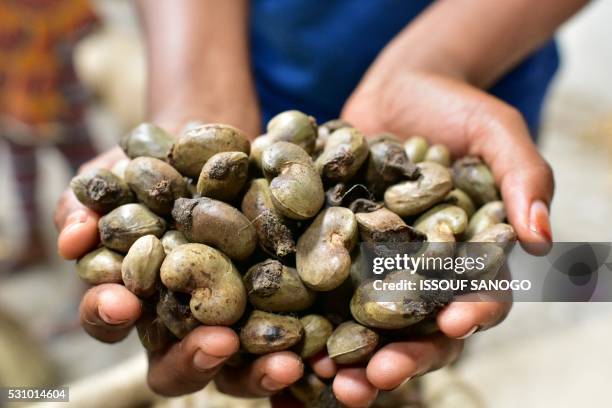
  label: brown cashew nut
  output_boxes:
[424,144,452,166]
[297,207,358,291]
[120,123,174,161]
[262,141,325,220]
[443,188,476,218]
[98,203,167,253]
[121,235,165,298]
[464,200,506,240]
[469,223,517,247]
[124,157,188,216]
[251,110,318,167]
[239,310,304,354]
[196,151,249,202]
[172,197,257,261]
[365,139,420,198]
[350,270,451,330]
[241,178,296,258]
[160,243,246,325]
[171,124,250,177]
[156,290,200,339]
[315,118,352,156]
[326,321,379,364]
[293,314,334,359]
[160,230,188,255]
[414,204,468,243]
[385,162,454,217]
[403,136,429,163]
[315,127,369,183]
[70,168,134,214]
[452,156,499,206]
[76,247,124,285]
[243,259,315,312]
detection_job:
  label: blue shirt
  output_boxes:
[250,0,559,135]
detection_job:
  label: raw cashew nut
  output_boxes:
[241,178,296,258]
[156,290,200,339]
[403,136,429,163]
[444,188,476,218]
[121,235,165,297]
[239,310,304,354]
[315,127,369,182]
[296,207,358,291]
[243,259,315,312]
[251,110,317,167]
[172,197,257,261]
[120,123,174,160]
[160,230,188,255]
[171,124,250,177]
[326,321,379,364]
[385,162,453,217]
[350,270,450,329]
[76,247,124,285]
[160,243,246,325]
[365,139,419,197]
[452,156,499,205]
[424,144,451,166]
[414,204,468,242]
[70,168,134,214]
[469,223,517,248]
[125,157,188,216]
[196,151,249,202]
[98,203,167,253]
[262,141,325,220]
[356,207,426,244]
[464,200,506,240]
[294,315,333,359]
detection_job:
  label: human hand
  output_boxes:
[318,69,552,407]
[55,143,303,399]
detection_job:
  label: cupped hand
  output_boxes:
[318,69,546,407]
[343,70,554,252]
[54,146,302,398]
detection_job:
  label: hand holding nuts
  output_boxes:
[68,111,518,397]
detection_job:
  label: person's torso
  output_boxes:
[250,0,559,134]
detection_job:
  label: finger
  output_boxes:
[366,334,464,390]
[469,103,553,254]
[215,351,304,398]
[309,351,337,379]
[333,367,378,408]
[56,191,100,260]
[80,284,141,343]
[437,300,512,339]
[56,147,128,259]
[147,326,240,396]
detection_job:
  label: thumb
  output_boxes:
[470,105,554,255]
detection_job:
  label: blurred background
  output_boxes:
[0,1,611,407]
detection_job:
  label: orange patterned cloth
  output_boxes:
[0,0,98,141]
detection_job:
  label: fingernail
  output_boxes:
[260,375,287,392]
[97,307,130,326]
[529,200,552,242]
[65,210,89,228]
[457,325,479,339]
[193,350,226,371]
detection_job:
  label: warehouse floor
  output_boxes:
[1,1,611,407]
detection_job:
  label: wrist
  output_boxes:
[149,89,261,138]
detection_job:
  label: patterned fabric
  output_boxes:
[0,0,98,143]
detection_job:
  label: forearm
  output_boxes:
[369,0,588,88]
[136,0,260,136]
